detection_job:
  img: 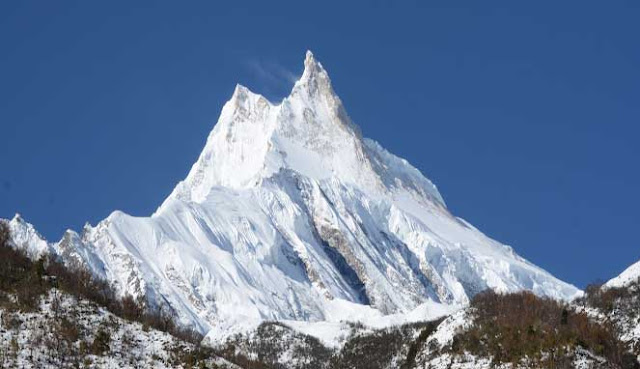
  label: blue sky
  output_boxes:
[1,1,638,288]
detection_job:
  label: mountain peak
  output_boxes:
[232,83,250,98]
[11,213,24,223]
[303,50,319,74]
[164,51,431,204]
[229,83,270,107]
[295,50,334,97]
[305,49,315,62]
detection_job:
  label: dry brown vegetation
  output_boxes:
[583,281,640,318]
[581,280,640,356]
[450,290,638,368]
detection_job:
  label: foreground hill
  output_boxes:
[576,262,640,361]
[216,290,638,369]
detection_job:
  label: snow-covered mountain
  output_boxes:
[5,51,580,341]
[607,259,640,288]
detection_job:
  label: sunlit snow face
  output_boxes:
[4,51,581,346]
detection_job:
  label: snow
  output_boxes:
[0,290,239,369]
[4,50,581,346]
[606,259,640,288]
[426,310,470,347]
[7,214,51,258]
[280,299,461,348]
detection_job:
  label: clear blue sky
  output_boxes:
[1,1,638,288]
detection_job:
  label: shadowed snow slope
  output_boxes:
[5,51,580,341]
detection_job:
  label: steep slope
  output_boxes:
[5,51,580,342]
[607,259,640,288]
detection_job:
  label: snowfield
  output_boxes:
[5,51,580,345]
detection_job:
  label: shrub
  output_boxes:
[451,290,636,368]
[580,279,640,359]
[90,325,111,355]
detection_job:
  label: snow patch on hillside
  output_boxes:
[606,259,640,288]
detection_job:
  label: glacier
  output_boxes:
[5,51,580,342]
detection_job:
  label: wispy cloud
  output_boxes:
[244,58,299,99]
